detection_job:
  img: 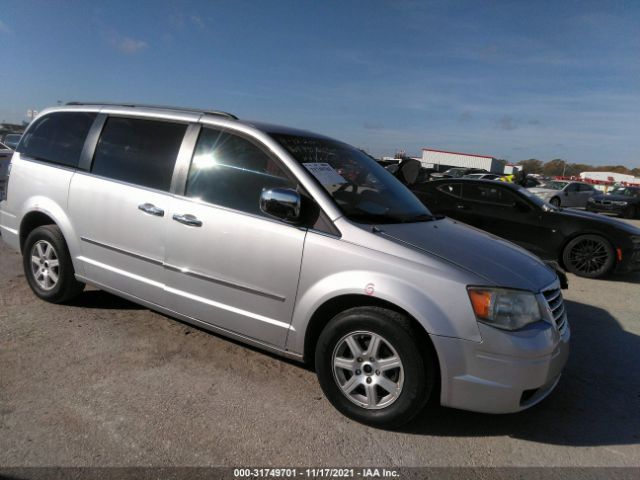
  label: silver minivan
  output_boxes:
[0,104,570,427]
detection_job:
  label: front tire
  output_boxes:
[23,225,85,303]
[315,307,436,428]
[549,197,561,207]
[562,234,615,278]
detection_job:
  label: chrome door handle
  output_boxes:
[172,213,203,227]
[138,203,165,217]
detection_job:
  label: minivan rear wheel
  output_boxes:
[315,307,435,428]
[23,225,85,303]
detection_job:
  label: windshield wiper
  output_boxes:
[348,212,437,224]
[396,213,437,223]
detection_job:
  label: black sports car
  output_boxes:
[586,186,640,219]
[408,178,640,278]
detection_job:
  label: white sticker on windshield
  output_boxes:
[303,162,348,185]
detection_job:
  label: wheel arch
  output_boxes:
[20,210,57,251]
[17,200,84,277]
[302,294,437,369]
[558,230,617,271]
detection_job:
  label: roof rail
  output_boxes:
[65,102,238,120]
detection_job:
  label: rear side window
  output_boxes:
[436,183,462,198]
[185,127,295,216]
[92,117,187,191]
[18,112,96,168]
[463,184,516,206]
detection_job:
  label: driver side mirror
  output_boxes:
[394,158,421,186]
[260,188,301,222]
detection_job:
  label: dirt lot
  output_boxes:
[1,219,639,468]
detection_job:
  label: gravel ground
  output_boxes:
[1,220,639,468]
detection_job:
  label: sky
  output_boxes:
[0,0,638,166]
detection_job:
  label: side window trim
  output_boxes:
[170,123,201,196]
[78,113,107,171]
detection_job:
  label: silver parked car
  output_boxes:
[0,103,570,427]
[529,180,596,208]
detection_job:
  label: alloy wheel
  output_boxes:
[332,331,404,409]
[30,240,60,291]
[566,237,612,276]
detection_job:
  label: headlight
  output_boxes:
[587,197,595,203]
[467,287,542,331]
[611,200,628,206]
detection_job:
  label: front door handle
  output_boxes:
[172,213,203,227]
[138,203,164,217]
[455,204,470,210]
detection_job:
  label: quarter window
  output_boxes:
[18,112,96,168]
[91,117,187,192]
[185,128,295,216]
[463,184,516,206]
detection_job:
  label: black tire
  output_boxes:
[22,225,85,303]
[562,234,615,278]
[549,197,561,207]
[315,307,436,428]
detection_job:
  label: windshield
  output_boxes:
[271,133,432,223]
[541,181,568,190]
[609,187,639,197]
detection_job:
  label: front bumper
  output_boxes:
[431,320,570,414]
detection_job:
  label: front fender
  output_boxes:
[286,232,483,356]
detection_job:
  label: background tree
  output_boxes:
[542,159,567,177]
[517,159,544,174]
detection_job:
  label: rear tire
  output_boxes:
[23,225,85,303]
[562,234,615,278]
[315,307,436,428]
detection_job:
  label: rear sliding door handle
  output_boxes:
[172,213,203,227]
[138,203,165,217]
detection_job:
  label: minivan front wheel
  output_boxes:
[315,307,435,428]
[23,225,85,303]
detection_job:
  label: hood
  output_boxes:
[592,193,635,202]
[555,207,640,233]
[528,187,559,196]
[376,218,556,292]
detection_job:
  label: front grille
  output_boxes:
[542,286,567,332]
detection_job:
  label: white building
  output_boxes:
[421,148,504,173]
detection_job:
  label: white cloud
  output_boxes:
[106,31,148,54]
[0,19,11,34]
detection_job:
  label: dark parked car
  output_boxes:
[408,178,640,278]
[586,186,640,219]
